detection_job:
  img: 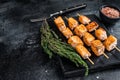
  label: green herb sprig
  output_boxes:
[40,20,88,76]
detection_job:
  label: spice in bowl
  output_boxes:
[101,7,120,18]
[99,5,120,24]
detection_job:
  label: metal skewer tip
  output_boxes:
[87,57,94,65]
[115,46,120,52]
[103,53,109,59]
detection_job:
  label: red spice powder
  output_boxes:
[101,7,120,18]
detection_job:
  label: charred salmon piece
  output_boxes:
[91,40,105,56]
[74,24,87,38]
[95,27,107,41]
[68,36,83,48]
[61,27,73,39]
[78,15,91,25]
[83,32,95,46]
[103,35,117,51]
[68,17,79,30]
[54,16,67,32]
[86,21,99,32]
[75,44,91,59]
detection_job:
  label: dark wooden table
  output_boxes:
[0,0,120,80]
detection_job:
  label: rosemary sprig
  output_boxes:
[40,20,88,76]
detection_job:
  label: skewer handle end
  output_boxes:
[115,46,120,52]
[103,53,109,59]
[87,57,94,65]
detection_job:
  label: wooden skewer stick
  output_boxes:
[54,17,56,19]
[103,53,109,59]
[77,13,81,16]
[87,57,94,65]
[65,16,68,20]
[115,46,120,52]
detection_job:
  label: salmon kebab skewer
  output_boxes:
[68,36,94,64]
[54,16,73,39]
[82,32,109,58]
[76,44,94,64]
[95,27,107,41]
[64,15,109,60]
[91,40,109,59]
[66,17,79,30]
[68,36,84,48]
[104,35,119,51]
[83,32,95,46]
[95,27,120,52]
[78,15,119,53]
[62,27,73,39]
[65,16,87,38]
[54,16,67,32]
[54,15,120,64]
[54,16,94,65]
[86,21,99,32]
[74,24,87,38]
[65,17,94,64]
[77,13,91,25]
[77,13,118,52]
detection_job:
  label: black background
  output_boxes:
[0,0,120,80]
